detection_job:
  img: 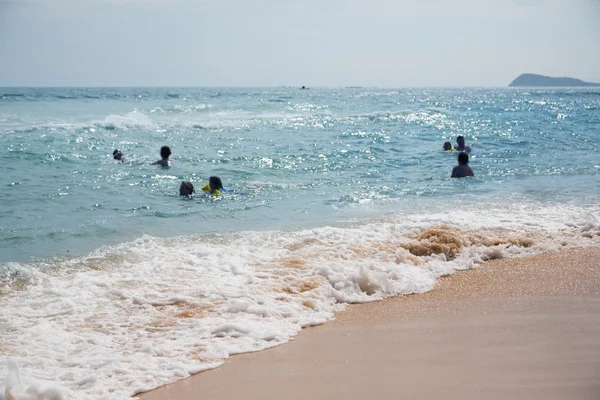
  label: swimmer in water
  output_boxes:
[179,181,195,196]
[113,149,127,162]
[201,176,226,195]
[151,146,171,167]
[451,152,474,178]
[454,136,471,153]
[443,142,454,152]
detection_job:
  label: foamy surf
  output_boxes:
[0,360,62,400]
[0,203,599,399]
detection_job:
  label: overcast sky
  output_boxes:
[0,0,599,87]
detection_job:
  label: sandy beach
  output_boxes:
[139,247,600,400]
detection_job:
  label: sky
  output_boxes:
[0,0,599,87]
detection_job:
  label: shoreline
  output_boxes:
[139,246,600,400]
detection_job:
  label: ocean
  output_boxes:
[1,87,599,399]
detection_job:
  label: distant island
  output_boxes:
[509,73,600,87]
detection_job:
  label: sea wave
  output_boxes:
[1,202,599,399]
[98,111,154,130]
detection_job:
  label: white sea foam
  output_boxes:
[99,111,153,130]
[11,111,156,135]
[0,359,63,400]
[0,202,599,399]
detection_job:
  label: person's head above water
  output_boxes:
[443,142,453,151]
[160,146,172,160]
[455,136,471,153]
[451,151,474,178]
[113,149,124,161]
[179,181,194,196]
[201,176,224,195]
[209,176,223,191]
[151,146,171,166]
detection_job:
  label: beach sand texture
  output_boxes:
[140,247,600,400]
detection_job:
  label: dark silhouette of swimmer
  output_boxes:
[451,152,474,178]
[202,176,225,195]
[455,136,471,153]
[151,146,171,167]
[113,149,126,162]
[179,181,194,196]
[209,176,223,190]
[442,142,454,152]
[301,86,307,90]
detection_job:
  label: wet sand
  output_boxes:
[139,247,600,400]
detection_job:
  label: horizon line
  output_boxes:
[0,84,554,89]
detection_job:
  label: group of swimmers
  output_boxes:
[112,145,227,197]
[179,176,226,197]
[444,135,474,178]
[113,136,474,198]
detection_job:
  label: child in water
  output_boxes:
[442,142,454,152]
[202,176,224,195]
[179,181,194,196]
[151,146,172,167]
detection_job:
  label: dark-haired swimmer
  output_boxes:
[179,181,195,196]
[151,146,172,167]
[455,136,471,153]
[442,142,454,152]
[113,149,127,162]
[201,176,232,195]
[451,152,474,178]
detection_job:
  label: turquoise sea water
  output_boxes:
[1,87,600,399]
[2,87,598,263]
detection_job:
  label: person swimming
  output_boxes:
[151,146,171,167]
[454,136,471,153]
[443,142,454,152]
[179,181,194,196]
[201,176,226,195]
[113,149,127,162]
[451,152,474,178]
